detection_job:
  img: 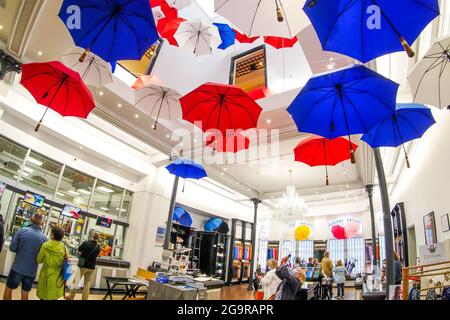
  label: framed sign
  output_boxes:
[441,214,450,232]
[423,212,437,245]
[155,226,166,247]
[418,243,446,264]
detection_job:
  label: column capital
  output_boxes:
[0,49,22,81]
[250,198,262,206]
[365,184,374,194]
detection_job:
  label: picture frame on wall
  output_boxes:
[423,212,437,245]
[441,214,450,233]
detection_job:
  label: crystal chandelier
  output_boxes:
[275,169,307,224]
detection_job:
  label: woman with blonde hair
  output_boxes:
[258,258,282,300]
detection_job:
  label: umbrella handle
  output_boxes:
[350,148,356,164]
[34,120,42,132]
[326,174,329,186]
[79,48,91,63]
[275,1,284,22]
[400,37,415,58]
[404,153,411,169]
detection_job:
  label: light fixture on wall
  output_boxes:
[275,169,307,224]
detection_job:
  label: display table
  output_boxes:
[362,281,386,300]
[103,277,148,300]
[296,282,319,300]
[146,278,224,300]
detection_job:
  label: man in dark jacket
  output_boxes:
[274,256,302,300]
[68,233,101,300]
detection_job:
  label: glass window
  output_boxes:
[119,190,133,220]
[439,0,450,37]
[327,239,345,264]
[257,239,268,270]
[90,180,124,217]
[231,46,267,93]
[20,151,63,198]
[0,136,28,181]
[112,224,125,258]
[347,237,365,274]
[117,41,162,78]
[280,240,296,264]
[56,167,94,211]
[297,240,314,262]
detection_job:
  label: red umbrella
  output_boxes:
[233,29,259,44]
[294,137,358,185]
[180,83,262,134]
[20,61,95,132]
[157,16,186,46]
[205,131,250,153]
[160,0,178,18]
[331,225,347,240]
[264,36,298,49]
[150,0,164,8]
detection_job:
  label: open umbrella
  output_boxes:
[20,61,95,132]
[166,159,208,191]
[408,35,450,110]
[173,206,193,227]
[294,137,358,185]
[58,0,159,62]
[157,16,186,46]
[61,47,113,88]
[287,65,398,164]
[264,36,298,49]
[165,0,191,10]
[134,84,182,129]
[213,23,236,50]
[361,103,435,168]
[205,131,250,153]
[180,82,263,134]
[331,225,347,240]
[303,0,440,63]
[204,217,229,234]
[233,29,259,44]
[131,75,164,90]
[215,0,309,38]
[174,19,221,56]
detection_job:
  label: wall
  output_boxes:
[391,108,450,248]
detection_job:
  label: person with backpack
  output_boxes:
[68,233,100,300]
[333,260,348,300]
[36,227,67,300]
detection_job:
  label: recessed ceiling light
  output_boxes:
[79,146,83,150]
[223,168,227,171]
[266,119,271,124]
[134,114,139,118]
[37,51,43,56]
[117,103,122,108]
[220,172,225,176]
[23,167,34,173]
[78,189,91,195]
[343,170,347,175]
[99,91,104,96]
[27,157,43,166]
[100,207,109,211]
[166,134,170,139]
[346,184,350,189]
[68,190,80,196]
[98,186,114,193]
[193,139,197,143]
[236,181,240,185]
[0,25,3,30]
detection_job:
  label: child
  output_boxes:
[333,260,347,300]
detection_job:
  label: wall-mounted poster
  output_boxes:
[418,242,446,264]
[155,226,166,247]
[423,212,437,245]
[0,181,6,198]
[441,214,450,232]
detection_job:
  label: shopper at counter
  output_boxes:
[68,233,101,300]
[0,215,5,253]
[259,259,282,300]
[333,260,348,300]
[2,213,47,300]
[36,227,66,300]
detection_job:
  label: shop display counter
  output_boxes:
[146,278,225,300]
[296,282,319,300]
[362,281,386,300]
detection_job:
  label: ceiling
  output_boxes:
[0,0,422,213]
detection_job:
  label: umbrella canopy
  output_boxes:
[303,0,440,63]
[361,103,436,168]
[173,206,193,227]
[134,84,182,129]
[331,225,347,240]
[408,35,450,109]
[233,29,259,44]
[174,19,221,56]
[215,0,309,38]
[287,65,398,163]
[213,23,236,50]
[204,218,223,232]
[58,0,159,62]
[294,137,358,185]
[20,61,95,132]
[264,36,298,49]
[61,47,113,88]
[166,159,208,192]
[166,0,191,10]
[205,131,250,153]
[158,16,186,46]
[180,82,263,134]
[131,75,164,90]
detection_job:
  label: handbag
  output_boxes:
[255,284,264,300]
[62,246,73,282]
[78,243,99,268]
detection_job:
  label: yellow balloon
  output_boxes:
[295,225,311,241]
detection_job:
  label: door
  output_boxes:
[407,226,418,266]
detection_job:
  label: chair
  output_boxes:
[125,268,156,300]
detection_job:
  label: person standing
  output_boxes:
[321,251,334,299]
[36,227,67,300]
[259,259,282,300]
[2,213,47,300]
[333,260,348,300]
[274,256,304,300]
[394,252,403,285]
[306,257,314,267]
[0,214,5,253]
[68,233,100,300]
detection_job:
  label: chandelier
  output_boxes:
[275,169,307,224]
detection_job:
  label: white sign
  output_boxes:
[418,242,446,264]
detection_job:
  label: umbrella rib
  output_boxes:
[345,87,395,112]
[328,94,339,139]
[412,57,446,103]
[182,96,221,118]
[321,0,358,49]
[341,92,369,133]
[214,0,233,12]
[248,0,263,36]
[118,14,144,58]
[399,112,427,138]
[223,98,259,127]
[204,100,222,130]
[295,90,337,132]
[279,0,293,38]
[63,78,71,116]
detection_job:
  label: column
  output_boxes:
[163,175,179,250]
[365,184,377,267]
[0,49,22,81]
[247,198,261,290]
[373,148,394,297]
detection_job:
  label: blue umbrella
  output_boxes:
[166,159,207,191]
[204,218,223,232]
[213,23,236,50]
[303,0,440,63]
[287,65,398,163]
[361,103,436,168]
[59,0,159,63]
[173,206,193,227]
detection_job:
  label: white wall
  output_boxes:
[391,108,450,247]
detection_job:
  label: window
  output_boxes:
[56,167,95,211]
[118,40,162,78]
[280,240,296,263]
[418,23,433,59]
[90,180,124,217]
[327,239,345,264]
[230,46,267,93]
[347,237,365,273]
[297,240,314,262]
[0,136,28,181]
[258,239,268,270]
[439,0,450,37]
[379,235,386,263]
[119,190,133,221]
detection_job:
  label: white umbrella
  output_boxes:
[214,0,309,38]
[408,36,450,109]
[134,85,182,129]
[167,0,191,10]
[174,19,221,56]
[61,47,113,88]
